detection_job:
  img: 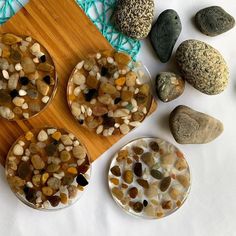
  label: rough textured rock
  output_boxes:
[169,105,223,144]
[150,9,182,62]
[114,0,154,39]
[195,6,235,36]
[176,40,229,95]
[156,72,185,102]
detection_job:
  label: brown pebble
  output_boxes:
[162,200,172,210]
[110,165,121,177]
[17,161,32,180]
[141,152,155,167]
[46,164,60,173]
[133,202,143,213]
[128,187,138,198]
[149,141,159,152]
[137,179,149,189]
[160,176,171,192]
[133,162,142,177]
[116,149,128,161]
[132,146,144,155]
[48,196,61,207]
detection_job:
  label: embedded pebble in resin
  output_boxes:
[108,137,191,219]
[0,33,57,120]
[67,51,152,136]
[5,127,91,210]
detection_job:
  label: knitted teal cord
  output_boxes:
[0,0,141,59]
[76,0,141,59]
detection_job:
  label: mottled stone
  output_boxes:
[150,9,182,62]
[114,0,154,39]
[176,40,229,95]
[169,105,224,144]
[195,6,235,36]
[156,72,185,102]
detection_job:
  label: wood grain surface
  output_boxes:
[0,0,157,167]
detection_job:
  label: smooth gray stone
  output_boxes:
[169,105,224,144]
[195,6,235,36]
[150,9,182,63]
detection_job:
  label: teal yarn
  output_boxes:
[76,0,141,59]
[0,0,141,59]
[0,0,26,24]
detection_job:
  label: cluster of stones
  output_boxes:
[67,51,152,136]
[108,138,190,219]
[0,33,57,120]
[5,127,90,210]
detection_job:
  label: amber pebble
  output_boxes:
[133,202,143,213]
[123,170,133,184]
[132,112,144,122]
[127,158,133,164]
[13,107,22,115]
[116,149,128,161]
[31,155,45,170]
[135,93,147,104]
[141,152,155,167]
[175,158,187,171]
[8,176,25,189]
[121,183,128,189]
[162,200,172,210]
[67,167,78,175]
[176,175,190,188]
[110,178,119,185]
[46,164,60,173]
[24,187,37,203]
[32,174,41,187]
[133,162,142,177]
[100,83,116,95]
[60,150,71,162]
[128,187,138,198]
[160,176,171,192]
[121,90,133,101]
[48,196,61,207]
[149,141,159,152]
[92,105,108,116]
[161,154,175,165]
[37,62,54,72]
[86,75,99,89]
[110,165,121,177]
[2,33,22,45]
[169,187,180,200]
[114,52,131,65]
[52,131,61,141]
[29,143,40,154]
[62,175,74,185]
[112,187,123,200]
[150,169,163,180]
[137,179,149,189]
[132,146,144,155]
[41,173,49,184]
[17,161,32,180]
[25,131,34,141]
[42,186,53,196]
[60,193,68,204]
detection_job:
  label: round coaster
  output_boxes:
[67,50,152,136]
[5,127,91,210]
[0,33,57,120]
[108,137,191,219]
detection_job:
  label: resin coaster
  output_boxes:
[5,127,91,210]
[67,50,152,136]
[108,137,191,219]
[0,33,57,120]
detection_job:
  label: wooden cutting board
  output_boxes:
[0,0,157,166]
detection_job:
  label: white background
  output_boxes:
[0,0,236,235]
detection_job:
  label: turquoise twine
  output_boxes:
[0,0,141,59]
[0,0,24,24]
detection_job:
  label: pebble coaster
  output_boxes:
[108,137,191,219]
[5,127,91,210]
[0,33,57,120]
[67,50,152,136]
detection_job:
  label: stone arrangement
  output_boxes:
[5,127,91,210]
[0,33,57,120]
[67,51,152,136]
[108,137,190,219]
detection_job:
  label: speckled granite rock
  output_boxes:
[169,105,224,144]
[114,0,154,39]
[176,40,229,95]
[156,72,185,102]
[150,9,182,63]
[195,6,235,36]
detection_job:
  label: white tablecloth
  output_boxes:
[0,0,236,235]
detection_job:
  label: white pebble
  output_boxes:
[81,105,85,114]
[87,107,92,116]
[69,133,75,140]
[73,86,81,96]
[114,123,120,128]
[65,146,73,151]
[0,48,2,57]
[121,101,128,107]
[89,70,96,76]
[47,128,57,135]
[77,159,84,166]
[108,111,113,117]
[134,88,139,94]
[142,107,147,114]
[18,140,25,146]
[19,45,27,52]
[96,53,101,59]
[131,107,138,113]
[13,97,25,107]
[22,103,28,110]
[33,57,39,63]
[96,73,101,80]
[131,98,137,107]
[116,86,122,91]
[25,149,30,156]
[73,72,86,85]
[36,197,42,204]
[96,125,103,134]
[113,72,119,79]
[108,127,115,135]
[124,119,130,125]
[80,83,86,90]
[34,170,40,175]
[76,61,84,70]
[8,64,15,73]
[37,130,48,142]
[15,63,23,71]
[25,36,32,42]
[13,144,24,156]
[30,43,40,53]
[102,129,109,136]
[22,156,29,162]
[43,201,50,209]
[42,96,50,104]
[2,70,9,79]
[129,121,141,127]
[90,98,97,105]
[26,182,33,188]
[58,144,65,152]
[9,156,16,161]
[107,57,114,64]
[19,89,27,96]
[120,124,130,134]
[53,172,65,179]
[73,140,80,146]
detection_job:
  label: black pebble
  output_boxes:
[19,76,29,85]
[79,119,84,125]
[24,186,37,203]
[101,67,108,76]
[10,89,19,98]
[40,55,46,63]
[103,114,115,128]
[85,89,98,102]
[76,174,88,186]
[114,97,121,104]
[143,200,148,207]
[43,75,51,85]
